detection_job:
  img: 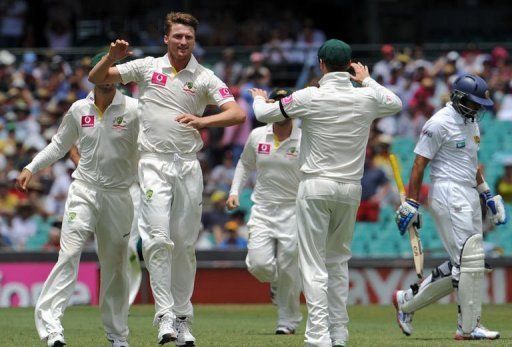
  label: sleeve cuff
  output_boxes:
[362,77,374,87]
[24,164,35,174]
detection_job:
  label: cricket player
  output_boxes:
[393,73,506,340]
[89,12,245,346]
[251,39,402,347]
[227,88,302,335]
[17,54,139,347]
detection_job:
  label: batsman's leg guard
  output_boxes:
[457,234,485,335]
[401,260,454,313]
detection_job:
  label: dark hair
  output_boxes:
[164,12,198,35]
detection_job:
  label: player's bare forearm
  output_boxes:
[89,40,129,84]
[202,102,246,128]
[476,166,485,186]
[408,155,429,201]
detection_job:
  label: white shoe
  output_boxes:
[392,290,414,336]
[455,324,500,340]
[157,314,177,345]
[275,326,295,335]
[47,332,66,347]
[108,338,129,347]
[332,340,346,347]
[174,317,196,346]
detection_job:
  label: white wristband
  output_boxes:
[477,182,490,194]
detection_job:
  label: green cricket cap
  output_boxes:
[91,52,108,68]
[317,39,352,67]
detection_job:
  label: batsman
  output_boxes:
[393,74,507,340]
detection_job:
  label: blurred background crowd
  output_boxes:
[0,0,511,258]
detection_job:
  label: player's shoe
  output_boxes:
[454,324,500,340]
[157,313,177,345]
[275,326,295,335]
[392,290,414,336]
[47,332,66,347]
[174,316,196,346]
[331,340,346,347]
[107,337,129,347]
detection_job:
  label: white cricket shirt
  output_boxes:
[26,90,139,189]
[414,103,480,186]
[253,72,402,183]
[230,123,301,204]
[116,54,235,154]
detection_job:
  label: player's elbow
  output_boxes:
[88,73,100,85]
[234,107,247,125]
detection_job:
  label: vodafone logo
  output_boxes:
[219,87,232,99]
[151,72,168,86]
[81,115,95,127]
[257,143,271,154]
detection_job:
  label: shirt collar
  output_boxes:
[319,72,353,87]
[446,102,466,125]
[161,53,198,73]
[86,89,124,106]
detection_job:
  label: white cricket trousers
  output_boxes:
[138,152,202,324]
[35,180,132,341]
[429,180,482,281]
[245,202,302,330]
[296,178,361,347]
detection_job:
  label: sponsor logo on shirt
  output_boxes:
[286,146,298,158]
[456,140,466,149]
[151,72,168,86]
[182,81,196,95]
[257,143,271,154]
[112,116,127,130]
[422,129,433,138]
[68,211,76,221]
[145,189,154,201]
[219,87,232,99]
[281,95,293,106]
[81,115,95,127]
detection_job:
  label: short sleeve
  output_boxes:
[206,74,235,107]
[414,120,444,159]
[116,57,151,84]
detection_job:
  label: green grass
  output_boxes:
[0,304,511,346]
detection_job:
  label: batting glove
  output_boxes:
[478,182,507,225]
[396,198,421,235]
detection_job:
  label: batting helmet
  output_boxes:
[451,74,493,120]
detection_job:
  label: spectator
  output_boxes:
[218,220,248,249]
[357,152,390,222]
[373,44,395,85]
[205,151,236,194]
[6,201,36,249]
[213,48,243,86]
[496,160,512,203]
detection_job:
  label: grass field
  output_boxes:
[0,304,510,346]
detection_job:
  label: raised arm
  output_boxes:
[88,40,132,85]
[350,62,402,117]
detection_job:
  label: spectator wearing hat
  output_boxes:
[373,44,395,85]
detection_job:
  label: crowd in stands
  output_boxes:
[0,18,511,253]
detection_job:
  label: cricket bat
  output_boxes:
[389,154,424,279]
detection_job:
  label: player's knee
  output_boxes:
[246,256,275,282]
